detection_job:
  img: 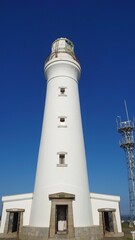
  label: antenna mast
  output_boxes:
[117,102,135,226]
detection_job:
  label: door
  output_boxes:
[56,205,68,233]
[8,212,20,233]
[103,211,114,233]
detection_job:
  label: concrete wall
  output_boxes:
[0,193,33,233]
[90,192,122,233]
[0,191,123,235]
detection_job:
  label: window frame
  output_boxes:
[58,116,67,128]
[58,87,67,96]
[57,152,67,167]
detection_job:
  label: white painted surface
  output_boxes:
[0,191,123,234]
[0,38,123,234]
[30,38,93,227]
[90,193,122,232]
[0,193,33,233]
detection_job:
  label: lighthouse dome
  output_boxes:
[51,38,74,54]
[46,37,79,63]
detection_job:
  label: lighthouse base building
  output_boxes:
[0,192,123,239]
[0,38,123,240]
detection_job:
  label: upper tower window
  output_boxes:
[59,154,65,164]
[57,152,67,167]
[58,116,67,128]
[60,88,65,94]
[60,117,65,123]
[59,87,67,96]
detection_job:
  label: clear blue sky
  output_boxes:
[0,0,135,216]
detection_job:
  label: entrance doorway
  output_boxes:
[56,205,68,233]
[8,212,20,233]
[98,208,118,237]
[49,192,75,238]
[103,211,114,233]
[4,209,24,235]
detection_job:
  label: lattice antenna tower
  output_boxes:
[117,101,135,226]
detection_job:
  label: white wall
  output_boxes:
[0,193,33,233]
[0,191,123,234]
[90,193,122,233]
[30,38,93,227]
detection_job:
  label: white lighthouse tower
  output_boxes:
[30,38,93,238]
[0,38,123,240]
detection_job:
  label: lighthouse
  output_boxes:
[0,38,123,240]
[29,38,93,237]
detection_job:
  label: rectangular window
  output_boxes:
[59,154,65,164]
[58,87,67,96]
[58,116,67,128]
[60,118,65,123]
[57,152,67,167]
[60,88,65,94]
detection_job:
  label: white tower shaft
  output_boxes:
[30,38,93,228]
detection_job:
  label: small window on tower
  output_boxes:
[59,154,65,164]
[60,88,65,94]
[60,117,65,123]
[59,87,67,96]
[58,116,67,128]
[57,152,67,167]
